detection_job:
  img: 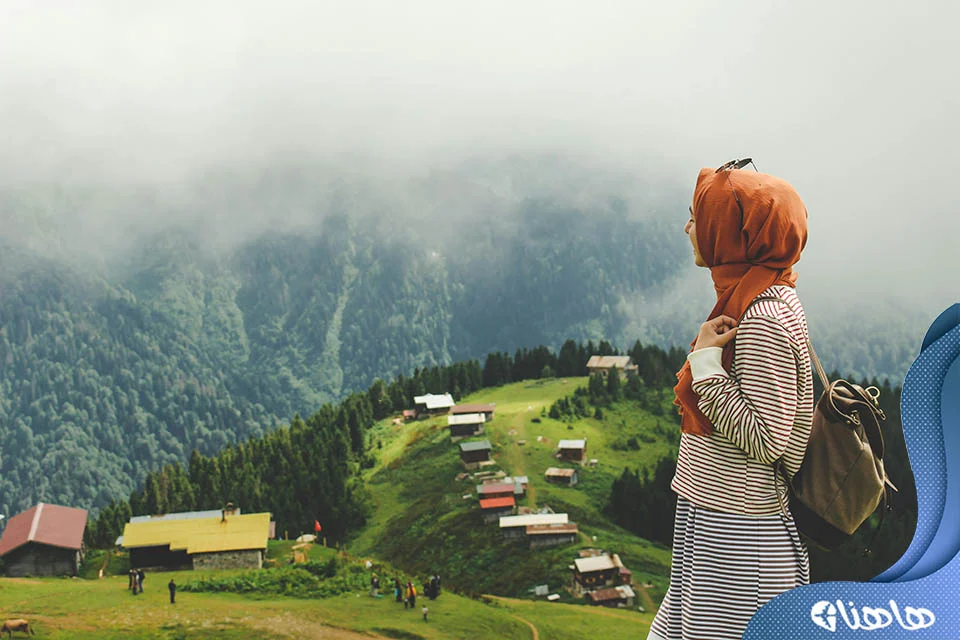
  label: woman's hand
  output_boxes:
[693,315,738,351]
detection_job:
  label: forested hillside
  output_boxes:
[0,194,693,515]
[0,164,930,516]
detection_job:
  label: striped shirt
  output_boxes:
[672,285,814,516]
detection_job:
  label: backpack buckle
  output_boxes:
[865,386,886,420]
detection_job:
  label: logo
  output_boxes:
[811,600,838,632]
[810,600,935,632]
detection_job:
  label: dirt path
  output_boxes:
[635,583,657,614]
[500,412,537,508]
[508,614,539,640]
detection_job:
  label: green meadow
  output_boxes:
[1,378,672,638]
[0,559,653,639]
[353,378,674,603]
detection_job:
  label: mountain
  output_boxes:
[0,159,930,516]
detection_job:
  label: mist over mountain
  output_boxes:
[0,156,932,517]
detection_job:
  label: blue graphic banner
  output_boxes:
[743,304,960,639]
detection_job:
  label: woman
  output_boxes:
[647,162,814,640]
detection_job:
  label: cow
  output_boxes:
[1,619,34,637]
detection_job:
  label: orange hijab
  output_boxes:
[674,166,808,435]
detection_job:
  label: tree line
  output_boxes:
[86,338,679,547]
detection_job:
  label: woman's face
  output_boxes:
[685,205,707,267]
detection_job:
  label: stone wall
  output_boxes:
[191,549,263,571]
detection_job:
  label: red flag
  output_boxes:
[314,520,322,533]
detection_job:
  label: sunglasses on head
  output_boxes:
[714,158,759,229]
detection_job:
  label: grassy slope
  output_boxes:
[351,378,676,603]
[0,380,676,639]
[0,570,653,639]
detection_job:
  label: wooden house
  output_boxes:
[557,439,587,464]
[527,523,579,550]
[0,503,87,577]
[451,403,496,420]
[448,413,486,440]
[572,553,631,596]
[477,482,516,501]
[413,393,455,416]
[573,555,619,595]
[499,513,568,540]
[586,355,638,377]
[544,467,579,487]
[586,585,636,608]
[459,439,493,470]
[479,497,516,524]
[402,409,418,421]
[120,508,271,570]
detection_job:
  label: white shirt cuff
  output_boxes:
[687,347,727,381]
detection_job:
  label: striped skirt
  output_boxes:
[648,498,809,640]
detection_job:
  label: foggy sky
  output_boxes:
[1,0,958,315]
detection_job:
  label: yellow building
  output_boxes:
[120,508,271,570]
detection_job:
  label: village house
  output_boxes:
[544,467,579,487]
[120,506,271,570]
[450,403,496,420]
[572,553,632,596]
[413,393,455,416]
[479,496,516,523]
[116,508,236,547]
[586,355,638,378]
[476,482,515,501]
[586,585,637,608]
[556,439,587,464]
[448,413,486,440]
[526,523,579,550]
[499,513,569,540]
[459,439,493,470]
[402,409,418,422]
[0,503,87,577]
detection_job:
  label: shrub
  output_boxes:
[180,557,371,599]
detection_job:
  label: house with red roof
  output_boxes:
[479,496,516,523]
[0,503,88,577]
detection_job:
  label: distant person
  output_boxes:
[137,568,146,592]
[128,569,135,591]
[429,575,439,600]
[406,582,417,610]
[422,605,429,622]
[132,571,140,595]
[394,578,403,603]
[370,573,379,597]
[648,161,813,640]
[168,579,176,604]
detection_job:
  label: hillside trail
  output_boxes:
[634,583,657,614]
[501,409,537,508]
[99,550,112,576]
[509,613,540,640]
